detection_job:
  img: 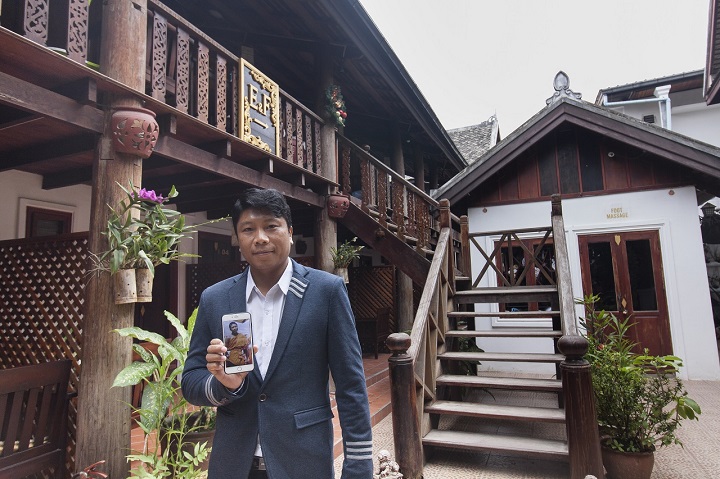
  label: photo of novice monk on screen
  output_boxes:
[225,320,252,366]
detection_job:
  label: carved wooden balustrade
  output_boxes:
[2,0,325,178]
[336,135,437,252]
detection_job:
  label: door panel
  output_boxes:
[578,230,672,356]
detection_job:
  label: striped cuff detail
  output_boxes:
[345,440,373,460]
[205,376,222,406]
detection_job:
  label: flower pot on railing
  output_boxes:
[334,267,349,283]
[135,268,153,303]
[111,107,160,159]
[327,194,349,218]
[114,269,138,304]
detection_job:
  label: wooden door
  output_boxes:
[578,230,672,356]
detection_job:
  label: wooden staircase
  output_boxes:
[425,284,570,462]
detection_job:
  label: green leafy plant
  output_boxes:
[112,309,214,478]
[331,237,364,268]
[97,182,226,277]
[579,295,701,453]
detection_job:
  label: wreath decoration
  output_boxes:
[325,84,347,127]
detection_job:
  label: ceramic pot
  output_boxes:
[601,445,654,479]
[327,194,350,218]
[334,267,349,283]
[114,269,137,304]
[111,107,159,159]
[135,268,154,303]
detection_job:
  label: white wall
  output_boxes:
[467,186,720,380]
[0,170,92,240]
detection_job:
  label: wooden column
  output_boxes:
[75,1,148,476]
[390,124,414,332]
[387,333,422,479]
[413,145,425,193]
[314,43,338,273]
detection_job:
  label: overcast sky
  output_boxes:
[358,0,710,136]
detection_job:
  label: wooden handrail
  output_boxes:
[551,195,578,337]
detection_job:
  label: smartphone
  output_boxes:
[221,312,254,374]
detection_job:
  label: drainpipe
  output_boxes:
[601,84,672,130]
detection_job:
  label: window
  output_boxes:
[25,207,72,238]
[496,238,556,313]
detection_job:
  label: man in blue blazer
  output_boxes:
[182,188,373,479]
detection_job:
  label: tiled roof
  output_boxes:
[447,116,499,164]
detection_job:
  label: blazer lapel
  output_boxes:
[262,261,309,382]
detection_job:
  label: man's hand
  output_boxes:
[205,338,258,390]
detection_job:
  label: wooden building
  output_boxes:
[435,73,720,381]
[0,0,465,476]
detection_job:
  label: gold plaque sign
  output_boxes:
[239,59,280,155]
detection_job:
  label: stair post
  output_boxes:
[387,333,423,479]
[558,336,604,478]
[553,194,604,478]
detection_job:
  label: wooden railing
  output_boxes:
[386,200,456,479]
[3,0,326,178]
[336,135,436,252]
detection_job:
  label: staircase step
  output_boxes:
[426,400,565,423]
[449,311,559,318]
[455,285,558,304]
[436,374,562,392]
[446,329,562,338]
[439,351,564,363]
[423,430,569,460]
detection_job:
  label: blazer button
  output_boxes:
[258,393,268,402]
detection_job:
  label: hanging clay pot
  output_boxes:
[135,268,154,303]
[110,107,160,159]
[114,269,137,304]
[327,194,350,218]
[334,267,349,283]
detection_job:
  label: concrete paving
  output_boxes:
[334,379,720,478]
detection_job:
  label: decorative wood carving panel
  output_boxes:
[151,12,167,101]
[285,102,295,162]
[295,109,304,166]
[23,0,49,44]
[216,56,227,131]
[197,42,209,122]
[314,122,322,173]
[67,0,88,63]
[175,28,190,113]
[305,116,314,172]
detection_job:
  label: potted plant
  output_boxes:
[96,182,225,303]
[579,295,701,479]
[331,236,364,283]
[112,309,215,478]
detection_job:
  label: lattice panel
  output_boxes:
[0,232,88,476]
[186,262,248,311]
[348,266,396,332]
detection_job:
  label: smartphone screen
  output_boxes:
[222,313,254,374]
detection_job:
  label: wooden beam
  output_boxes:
[142,170,222,192]
[52,78,98,106]
[153,136,324,207]
[0,135,97,172]
[0,71,104,132]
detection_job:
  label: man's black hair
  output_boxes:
[232,188,292,230]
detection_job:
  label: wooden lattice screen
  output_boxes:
[348,265,396,333]
[0,232,88,476]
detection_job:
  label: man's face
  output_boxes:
[235,208,293,280]
[229,322,239,334]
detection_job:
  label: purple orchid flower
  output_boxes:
[135,188,164,203]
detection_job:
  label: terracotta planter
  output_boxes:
[111,107,160,159]
[114,269,137,304]
[334,267,349,283]
[327,194,350,218]
[135,268,154,303]
[601,445,654,479]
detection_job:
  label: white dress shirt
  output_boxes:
[245,259,293,456]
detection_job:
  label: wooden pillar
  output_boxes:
[558,335,604,478]
[387,333,423,479]
[429,163,439,191]
[314,43,337,273]
[390,124,414,331]
[413,145,425,193]
[75,1,148,476]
